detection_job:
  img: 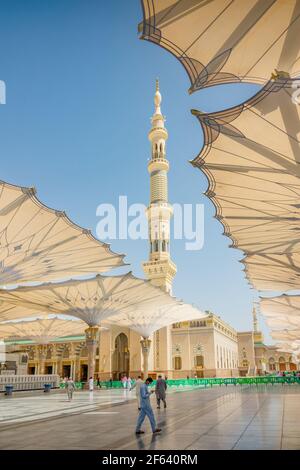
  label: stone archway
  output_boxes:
[279,356,286,371]
[112,333,130,380]
[289,356,297,371]
[268,357,276,371]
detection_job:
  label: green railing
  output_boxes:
[58,375,300,390]
[59,381,84,389]
[100,375,300,389]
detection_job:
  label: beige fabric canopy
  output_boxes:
[104,302,206,339]
[265,314,300,331]
[275,341,300,354]
[260,295,300,319]
[0,181,125,286]
[0,272,176,326]
[139,0,300,92]
[0,316,88,344]
[260,295,300,341]
[271,329,300,341]
[191,78,300,291]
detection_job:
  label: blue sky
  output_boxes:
[0,0,272,341]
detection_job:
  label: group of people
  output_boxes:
[276,371,300,377]
[62,375,95,401]
[121,375,133,390]
[62,373,168,435]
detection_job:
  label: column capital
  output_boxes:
[85,326,99,344]
[140,338,151,353]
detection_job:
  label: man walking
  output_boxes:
[88,376,94,392]
[155,375,167,409]
[66,377,76,401]
[135,377,161,435]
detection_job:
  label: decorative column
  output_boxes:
[55,346,63,377]
[140,338,151,379]
[74,354,81,382]
[37,345,47,375]
[85,326,99,381]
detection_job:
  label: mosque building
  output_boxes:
[3,83,299,380]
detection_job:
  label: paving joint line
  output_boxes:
[116,386,251,450]
[231,395,270,450]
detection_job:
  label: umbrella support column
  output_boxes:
[85,326,99,386]
[37,345,47,375]
[140,338,151,379]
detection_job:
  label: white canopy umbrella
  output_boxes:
[105,302,205,338]
[0,272,176,379]
[0,316,87,344]
[260,295,300,343]
[275,340,300,354]
[191,78,300,292]
[104,302,206,377]
[0,180,125,286]
[139,0,300,92]
[271,329,300,342]
[0,316,109,375]
[265,314,300,331]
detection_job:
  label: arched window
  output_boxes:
[174,356,182,370]
[112,333,130,380]
[268,357,276,371]
[279,356,286,371]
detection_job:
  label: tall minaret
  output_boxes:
[252,306,258,333]
[253,305,264,343]
[142,80,177,293]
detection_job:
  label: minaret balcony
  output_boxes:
[148,127,168,141]
[148,158,169,173]
[146,202,173,218]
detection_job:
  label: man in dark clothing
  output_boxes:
[155,375,167,409]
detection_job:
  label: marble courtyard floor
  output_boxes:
[0,385,300,450]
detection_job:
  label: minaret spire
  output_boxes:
[142,80,177,294]
[253,306,258,332]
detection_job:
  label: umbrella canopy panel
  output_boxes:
[0,316,87,344]
[260,295,300,319]
[104,302,206,338]
[260,295,300,341]
[271,329,300,341]
[0,181,125,286]
[139,0,300,93]
[275,340,300,354]
[0,273,176,326]
[265,314,300,331]
[191,78,300,291]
